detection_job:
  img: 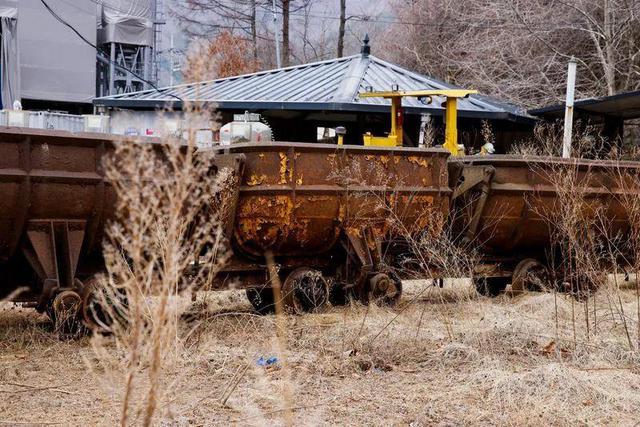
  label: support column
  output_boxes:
[109,42,116,95]
[443,97,458,155]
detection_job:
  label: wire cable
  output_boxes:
[257,4,626,30]
[39,0,183,102]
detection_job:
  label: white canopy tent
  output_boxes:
[0,0,19,109]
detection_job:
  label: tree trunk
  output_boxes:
[251,0,258,61]
[282,0,290,66]
[338,0,346,57]
[603,0,616,95]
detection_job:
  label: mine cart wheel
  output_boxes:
[246,288,276,314]
[365,273,403,307]
[51,290,83,338]
[281,267,329,314]
[511,259,549,293]
[474,276,509,297]
[80,277,125,332]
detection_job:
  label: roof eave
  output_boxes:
[94,98,534,122]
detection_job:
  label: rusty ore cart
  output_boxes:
[0,129,451,325]
[212,142,450,313]
[449,155,640,295]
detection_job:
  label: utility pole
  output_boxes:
[271,0,282,68]
[562,58,577,158]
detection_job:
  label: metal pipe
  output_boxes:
[418,113,429,148]
[562,58,577,158]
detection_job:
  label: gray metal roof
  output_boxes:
[94,52,532,122]
[530,90,640,121]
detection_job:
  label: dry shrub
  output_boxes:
[323,155,482,365]
[609,163,640,349]
[184,32,260,82]
[480,120,495,147]
[511,126,640,356]
[87,118,235,425]
[511,121,607,158]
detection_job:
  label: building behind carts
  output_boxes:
[0,2,635,150]
[95,38,537,150]
[0,3,536,149]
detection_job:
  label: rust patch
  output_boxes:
[235,194,319,251]
[247,174,267,186]
[408,156,430,168]
[345,226,362,238]
[278,152,288,184]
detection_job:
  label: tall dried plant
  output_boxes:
[610,163,640,349]
[328,153,480,346]
[88,117,234,425]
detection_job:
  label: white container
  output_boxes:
[220,112,272,145]
[0,110,30,127]
[83,114,110,133]
[29,111,84,132]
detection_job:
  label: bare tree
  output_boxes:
[384,0,640,107]
[338,0,346,57]
[171,0,263,60]
[282,0,291,66]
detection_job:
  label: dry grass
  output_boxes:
[2,280,640,426]
[4,122,640,425]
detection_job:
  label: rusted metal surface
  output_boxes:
[0,128,452,316]
[449,155,640,259]
[0,128,122,304]
[216,142,451,261]
[0,128,117,262]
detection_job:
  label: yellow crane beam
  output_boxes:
[359,89,478,155]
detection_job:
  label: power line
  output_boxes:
[39,0,183,102]
[258,5,627,30]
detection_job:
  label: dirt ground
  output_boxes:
[2,280,640,426]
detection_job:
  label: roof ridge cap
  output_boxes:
[334,55,370,103]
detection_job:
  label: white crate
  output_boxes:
[82,114,110,133]
[0,110,30,127]
[29,111,84,132]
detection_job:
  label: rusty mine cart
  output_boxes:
[1,87,639,330]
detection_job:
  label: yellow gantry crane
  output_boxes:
[359,89,478,156]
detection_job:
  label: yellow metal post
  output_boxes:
[336,126,346,145]
[442,97,459,156]
[390,97,397,138]
[390,97,403,146]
